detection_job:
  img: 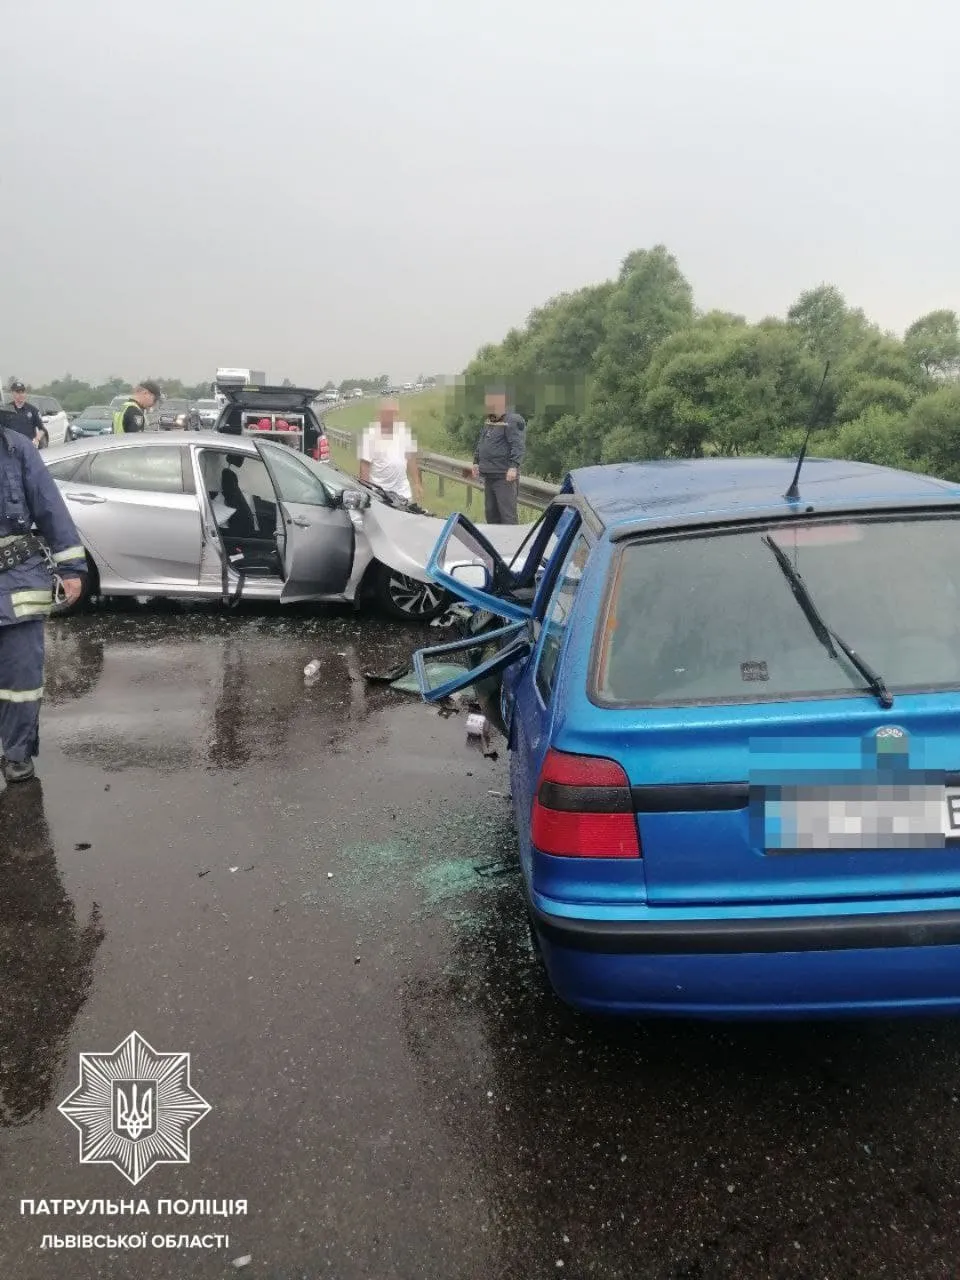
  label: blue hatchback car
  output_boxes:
[414,456,960,1019]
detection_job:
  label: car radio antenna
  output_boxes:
[784,362,831,502]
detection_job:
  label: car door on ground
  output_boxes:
[59,444,202,587]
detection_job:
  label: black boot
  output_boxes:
[2,759,36,783]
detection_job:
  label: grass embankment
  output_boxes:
[324,391,541,522]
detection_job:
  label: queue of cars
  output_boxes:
[413,456,960,1021]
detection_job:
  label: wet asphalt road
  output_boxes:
[3,604,960,1279]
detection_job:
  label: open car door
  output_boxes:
[257,441,354,602]
[425,504,578,623]
[413,501,582,703]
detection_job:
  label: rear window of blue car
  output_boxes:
[596,515,960,706]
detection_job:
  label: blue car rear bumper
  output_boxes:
[531,903,960,1019]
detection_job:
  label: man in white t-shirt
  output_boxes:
[357,399,423,505]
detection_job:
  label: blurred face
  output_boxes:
[485,393,506,418]
[137,388,158,409]
[12,389,25,407]
[378,401,399,430]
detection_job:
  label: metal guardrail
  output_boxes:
[323,428,560,512]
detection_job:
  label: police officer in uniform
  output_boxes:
[6,381,44,444]
[112,381,161,435]
[0,412,87,783]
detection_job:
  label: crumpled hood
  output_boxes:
[360,501,533,582]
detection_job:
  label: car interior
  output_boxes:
[200,450,283,578]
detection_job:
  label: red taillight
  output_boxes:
[531,749,640,858]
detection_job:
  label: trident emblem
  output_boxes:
[113,1081,156,1141]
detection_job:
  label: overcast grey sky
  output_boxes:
[1,0,954,386]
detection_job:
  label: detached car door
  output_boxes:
[59,443,202,587]
[256,441,354,600]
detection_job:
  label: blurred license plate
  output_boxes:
[765,786,960,852]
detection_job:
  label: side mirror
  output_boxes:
[450,561,491,590]
[341,489,366,511]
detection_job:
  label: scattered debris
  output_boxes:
[232,1257,252,1270]
[303,658,322,679]
[473,859,514,878]
[465,713,488,738]
[327,871,334,879]
[487,789,506,798]
[363,663,410,684]
[74,842,91,851]
[354,955,361,964]
[198,869,211,878]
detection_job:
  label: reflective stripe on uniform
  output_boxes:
[10,588,53,620]
[12,605,53,620]
[0,686,44,702]
[11,589,53,606]
[53,545,85,563]
[0,535,24,547]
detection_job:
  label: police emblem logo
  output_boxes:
[59,1031,210,1185]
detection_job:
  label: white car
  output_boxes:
[29,395,70,448]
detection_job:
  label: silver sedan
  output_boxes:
[41,432,530,621]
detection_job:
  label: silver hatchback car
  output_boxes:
[42,432,530,621]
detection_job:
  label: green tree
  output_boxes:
[904,310,960,379]
[786,285,873,362]
[903,386,960,480]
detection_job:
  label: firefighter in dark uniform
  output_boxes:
[0,413,87,783]
[7,381,44,444]
[112,381,161,435]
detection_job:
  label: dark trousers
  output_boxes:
[483,474,519,524]
[0,621,45,763]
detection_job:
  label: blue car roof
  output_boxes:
[566,457,960,534]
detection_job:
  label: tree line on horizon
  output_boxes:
[445,245,960,483]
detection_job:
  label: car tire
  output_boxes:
[371,561,450,624]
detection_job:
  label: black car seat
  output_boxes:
[216,469,279,577]
[220,470,256,538]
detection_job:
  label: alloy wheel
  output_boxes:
[387,572,445,617]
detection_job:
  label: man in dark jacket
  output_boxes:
[6,382,44,444]
[471,389,526,524]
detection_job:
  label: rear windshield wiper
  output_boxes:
[761,534,893,709]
